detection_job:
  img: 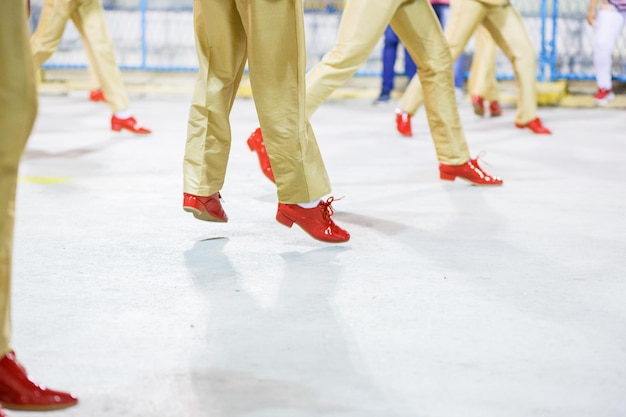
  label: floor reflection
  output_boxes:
[183,239,396,417]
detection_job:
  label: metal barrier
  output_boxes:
[30,0,626,82]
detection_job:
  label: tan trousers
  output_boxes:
[400,0,538,125]
[30,0,130,113]
[0,0,38,357]
[306,0,470,165]
[468,25,500,102]
[184,0,331,204]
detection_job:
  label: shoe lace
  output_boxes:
[320,196,341,220]
[473,150,491,167]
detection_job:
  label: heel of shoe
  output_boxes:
[183,194,201,217]
[247,137,256,152]
[439,172,456,181]
[276,210,294,228]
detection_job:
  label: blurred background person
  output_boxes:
[396,0,552,135]
[586,0,626,105]
[467,26,503,117]
[374,25,417,103]
[30,0,151,134]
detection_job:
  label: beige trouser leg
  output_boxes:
[305,0,393,117]
[0,0,38,357]
[401,0,538,125]
[86,61,101,91]
[480,3,538,124]
[468,25,500,102]
[184,0,330,204]
[399,0,485,115]
[305,0,469,165]
[31,0,130,113]
[79,23,105,92]
[70,1,130,113]
[392,0,470,164]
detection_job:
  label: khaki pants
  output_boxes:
[184,0,331,204]
[468,25,500,102]
[0,0,38,357]
[30,0,130,113]
[305,0,470,165]
[400,0,538,125]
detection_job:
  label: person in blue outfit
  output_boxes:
[375,0,465,103]
[375,25,417,102]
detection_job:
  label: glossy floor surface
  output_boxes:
[11,90,626,417]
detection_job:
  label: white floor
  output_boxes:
[10,90,626,417]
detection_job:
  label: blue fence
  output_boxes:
[30,0,626,82]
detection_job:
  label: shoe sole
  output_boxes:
[594,94,615,106]
[515,124,552,135]
[439,173,503,186]
[472,103,485,116]
[183,206,227,223]
[2,401,78,411]
[276,210,349,243]
[111,126,151,134]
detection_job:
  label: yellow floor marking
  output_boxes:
[19,176,71,184]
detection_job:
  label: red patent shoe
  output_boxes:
[439,157,503,185]
[594,88,614,105]
[111,115,152,134]
[183,192,228,222]
[489,101,502,117]
[0,351,78,411]
[246,128,275,183]
[395,111,412,137]
[89,89,106,102]
[276,197,350,243]
[515,117,551,134]
[471,95,485,116]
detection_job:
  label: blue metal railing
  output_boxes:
[32,0,626,82]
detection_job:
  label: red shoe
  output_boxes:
[183,192,228,222]
[276,197,350,243]
[395,111,412,137]
[489,101,502,117]
[471,95,485,116]
[246,128,275,183]
[89,89,106,102]
[594,88,614,106]
[0,404,6,417]
[0,351,78,411]
[111,115,152,134]
[515,117,551,134]
[439,157,503,185]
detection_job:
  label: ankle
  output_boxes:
[296,199,322,209]
[114,109,133,119]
